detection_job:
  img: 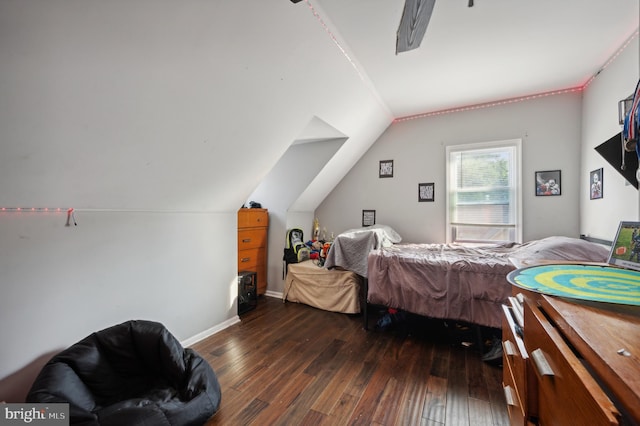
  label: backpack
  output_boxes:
[283,228,311,266]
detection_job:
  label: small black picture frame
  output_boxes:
[379,160,394,178]
[362,210,376,227]
[418,183,435,202]
[590,168,603,200]
[535,170,561,196]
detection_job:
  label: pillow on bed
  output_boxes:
[369,224,402,246]
[510,236,610,263]
[336,224,402,248]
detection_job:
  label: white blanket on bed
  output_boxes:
[324,224,402,277]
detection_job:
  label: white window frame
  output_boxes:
[445,139,523,244]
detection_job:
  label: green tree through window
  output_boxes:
[446,140,522,243]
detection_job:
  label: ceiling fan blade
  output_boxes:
[396,0,436,54]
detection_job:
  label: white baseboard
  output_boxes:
[181,315,240,347]
[264,290,283,299]
[181,292,284,348]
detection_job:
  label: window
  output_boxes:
[446,139,522,244]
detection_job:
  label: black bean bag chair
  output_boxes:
[26,320,221,426]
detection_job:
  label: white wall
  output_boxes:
[316,92,584,243]
[247,139,346,295]
[0,0,392,399]
[0,0,391,213]
[580,37,640,239]
[0,211,236,383]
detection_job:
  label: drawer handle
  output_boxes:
[531,348,555,377]
[504,340,517,357]
[241,257,250,262]
[503,385,517,407]
[242,238,251,243]
[508,296,524,327]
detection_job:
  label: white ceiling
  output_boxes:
[314,0,640,119]
[1,1,637,213]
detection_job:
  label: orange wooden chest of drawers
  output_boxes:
[238,208,268,295]
[502,285,640,425]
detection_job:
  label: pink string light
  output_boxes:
[394,87,584,123]
[0,207,68,213]
[394,29,639,123]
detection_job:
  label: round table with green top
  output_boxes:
[507,263,640,306]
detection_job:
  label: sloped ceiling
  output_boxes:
[293,116,347,145]
[315,0,639,118]
[0,0,637,214]
[0,1,391,212]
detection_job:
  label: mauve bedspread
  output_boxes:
[366,236,609,329]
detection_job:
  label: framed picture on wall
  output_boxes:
[590,168,603,200]
[379,160,394,178]
[418,183,435,202]
[362,210,376,227]
[535,170,561,196]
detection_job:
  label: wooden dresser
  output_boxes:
[237,208,269,295]
[502,287,640,425]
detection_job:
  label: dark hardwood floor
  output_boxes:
[192,296,509,426]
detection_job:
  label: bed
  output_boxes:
[284,260,363,314]
[366,236,611,329]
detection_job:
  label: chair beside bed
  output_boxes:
[283,224,400,314]
[284,260,363,314]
